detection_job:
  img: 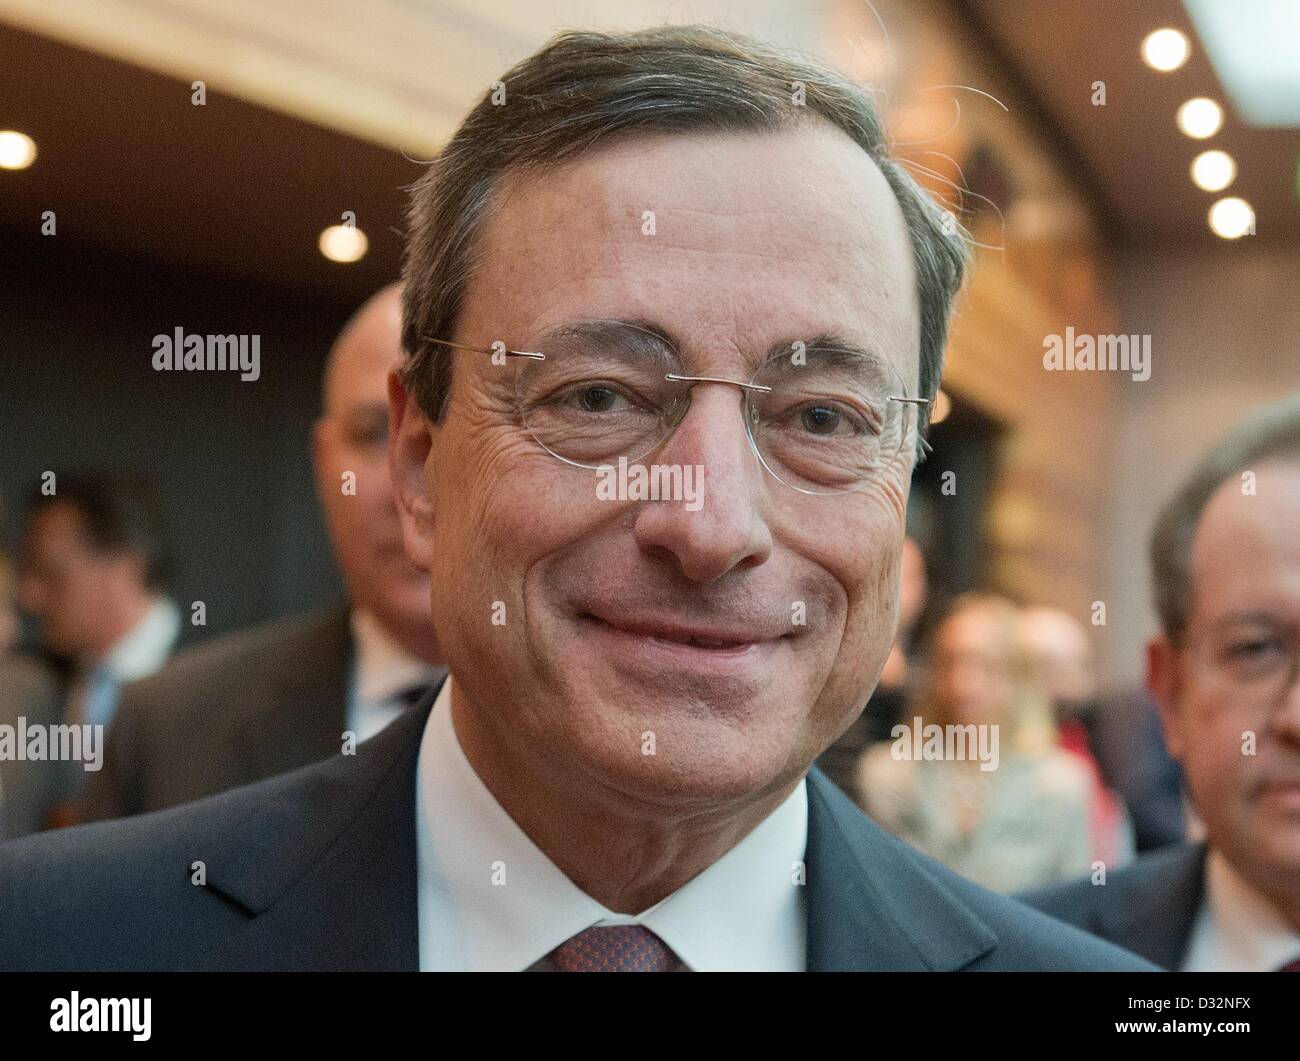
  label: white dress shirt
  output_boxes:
[346,609,444,743]
[67,596,181,730]
[416,675,808,971]
[1181,847,1300,971]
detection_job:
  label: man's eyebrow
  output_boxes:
[341,400,389,421]
[1211,611,1292,631]
[535,321,894,379]
[761,335,892,374]
[538,319,681,362]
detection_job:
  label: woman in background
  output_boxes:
[857,593,1094,894]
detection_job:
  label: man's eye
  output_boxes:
[800,404,849,436]
[576,386,619,413]
[350,427,388,448]
[775,400,874,438]
[557,383,643,414]
[1229,639,1284,660]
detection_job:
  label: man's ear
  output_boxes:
[1147,633,1186,761]
[387,368,436,568]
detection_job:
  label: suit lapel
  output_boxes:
[804,767,998,970]
[1092,843,1206,970]
[194,694,1000,972]
[191,680,443,970]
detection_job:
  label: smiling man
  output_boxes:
[0,26,1149,971]
[1023,394,1300,970]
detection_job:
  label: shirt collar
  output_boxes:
[416,675,807,971]
[1187,847,1300,971]
[101,596,180,681]
[350,608,442,704]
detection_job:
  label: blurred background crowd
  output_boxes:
[1,0,1297,921]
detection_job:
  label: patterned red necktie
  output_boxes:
[1278,957,1300,972]
[550,925,677,972]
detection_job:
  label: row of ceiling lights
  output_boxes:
[1141,27,1254,239]
[0,128,369,263]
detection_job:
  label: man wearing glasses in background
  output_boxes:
[0,25,1149,971]
[1024,394,1300,971]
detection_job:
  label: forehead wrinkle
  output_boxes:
[471,128,919,395]
[531,317,902,385]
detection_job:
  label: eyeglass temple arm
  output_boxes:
[421,336,546,361]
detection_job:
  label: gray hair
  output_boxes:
[400,24,967,446]
[1151,391,1300,643]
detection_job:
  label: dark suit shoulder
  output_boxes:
[0,697,422,971]
[921,855,1156,970]
[1016,843,1206,971]
[81,605,356,822]
[117,606,351,721]
[0,791,255,970]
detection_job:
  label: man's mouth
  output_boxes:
[580,612,787,652]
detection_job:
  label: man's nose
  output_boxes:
[631,384,772,583]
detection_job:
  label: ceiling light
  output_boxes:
[1141,28,1190,72]
[0,130,37,170]
[1177,98,1224,139]
[1190,150,1236,191]
[319,224,368,263]
[1208,197,1254,239]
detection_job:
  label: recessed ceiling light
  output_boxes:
[1208,197,1254,239]
[1190,150,1236,191]
[0,130,37,170]
[1141,28,1190,72]
[319,224,368,263]
[1177,97,1224,139]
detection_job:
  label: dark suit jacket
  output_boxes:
[1018,843,1207,970]
[0,678,1155,971]
[0,655,64,839]
[79,606,355,821]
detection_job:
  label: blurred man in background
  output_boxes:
[11,473,179,830]
[1024,394,1300,970]
[80,283,445,821]
[18,472,179,729]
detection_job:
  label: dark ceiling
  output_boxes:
[956,0,1300,247]
[2,5,1296,300]
[0,22,412,300]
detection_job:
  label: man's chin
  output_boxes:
[546,680,807,799]
[570,732,797,810]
